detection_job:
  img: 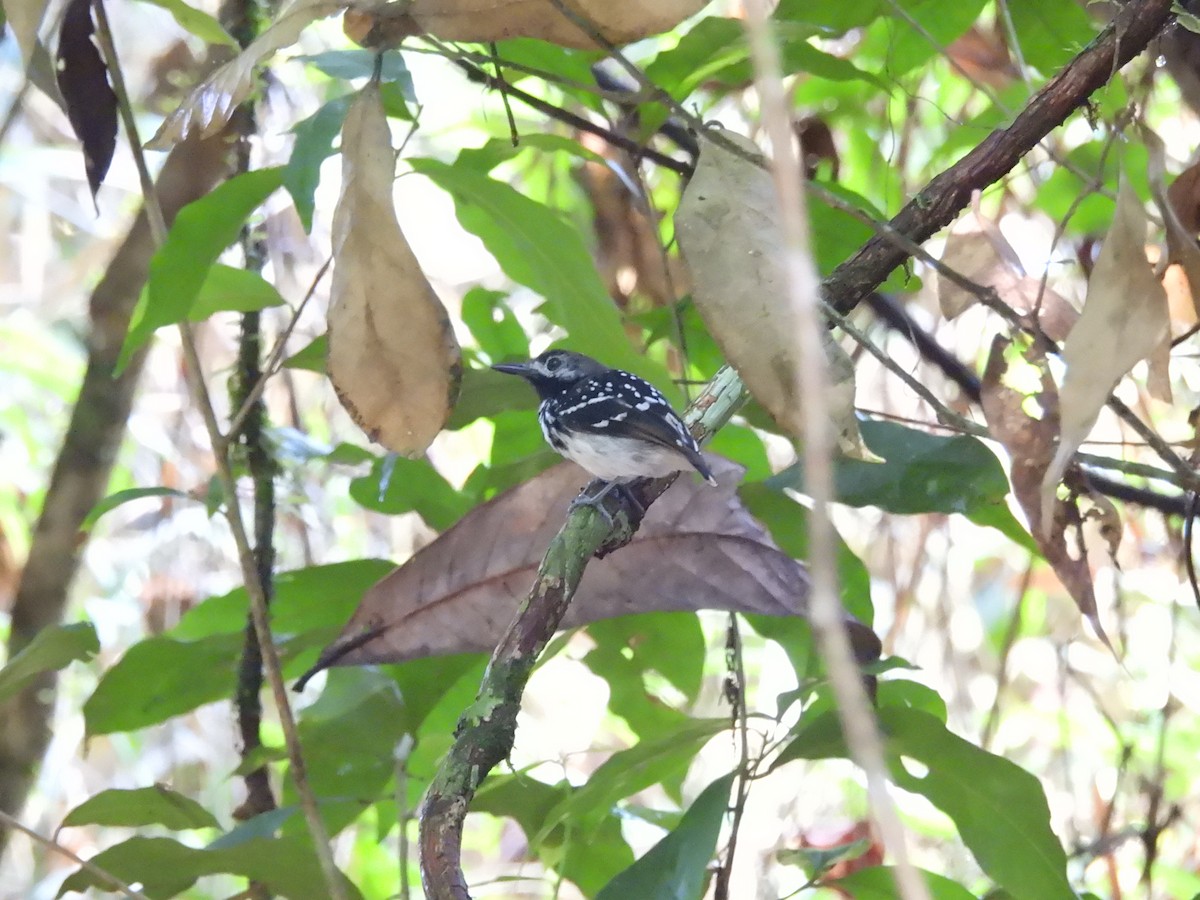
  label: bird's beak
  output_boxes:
[491,361,533,378]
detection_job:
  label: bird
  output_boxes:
[492,349,715,516]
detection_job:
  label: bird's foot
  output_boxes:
[569,480,645,530]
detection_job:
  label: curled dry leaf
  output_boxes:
[298,458,880,684]
[938,198,1077,341]
[675,128,872,460]
[395,0,706,48]
[980,337,1117,653]
[1146,126,1200,329]
[1041,176,1168,530]
[327,83,461,455]
[147,0,347,150]
[56,0,118,199]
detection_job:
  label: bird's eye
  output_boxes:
[545,356,562,372]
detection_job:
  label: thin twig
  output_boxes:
[741,2,930,899]
[91,5,345,898]
[714,615,751,899]
[0,809,151,900]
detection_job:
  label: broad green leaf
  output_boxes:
[172,560,396,640]
[595,772,734,900]
[775,0,881,34]
[82,487,190,531]
[409,157,667,392]
[56,835,361,900]
[445,366,537,430]
[584,613,705,742]
[1007,0,1097,74]
[135,0,235,46]
[829,866,978,899]
[83,633,243,736]
[770,419,1034,549]
[460,287,528,362]
[190,264,285,319]
[882,707,1073,900]
[283,669,408,836]
[0,623,98,704]
[348,455,472,530]
[777,837,872,878]
[298,51,415,99]
[741,483,873,625]
[120,167,284,370]
[537,718,728,843]
[282,333,326,372]
[867,0,989,78]
[61,787,221,831]
[284,96,350,231]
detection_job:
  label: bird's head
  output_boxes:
[492,350,609,399]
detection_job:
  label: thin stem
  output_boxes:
[741,2,930,899]
[714,615,752,899]
[92,5,344,898]
[0,810,150,900]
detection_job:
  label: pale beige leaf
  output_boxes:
[2,0,50,68]
[402,0,705,48]
[147,0,346,149]
[1040,177,1169,530]
[298,458,880,685]
[327,83,461,455]
[1004,275,1078,343]
[675,128,871,459]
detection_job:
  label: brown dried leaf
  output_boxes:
[400,0,706,48]
[302,458,880,679]
[675,128,872,460]
[147,0,346,150]
[980,337,1116,652]
[327,83,461,455]
[1041,176,1168,529]
[56,0,117,199]
[1146,127,1200,323]
[938,197,1023,319]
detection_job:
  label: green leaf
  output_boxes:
[83,633,243,736]
[596,772,734,900]
[82,487,190,531]
[56,835,361,900]
[299,51,414,99]
[829,866,979,900]
[460,287,528,362]
[409,158,668,391]
[282,333,326,372]
[284,96,350,232]
[777,837,872,878]
[537,718,728,843]
[1007,0,1097,74]
[119,167,284,371]
[445,366,537,430]
[0,623,98,705]
[881,707,1074,900]
[349,456,472,530]
[134,0,235,46]
[190,264,285,319]
[775,0,882,35]
[61,787,221,831]
[769,419,1034,548]
[868,0,989,78]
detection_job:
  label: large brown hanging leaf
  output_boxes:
[675,128,871,459]
[1145,126,1200,327]
[56,0,117,199]
[327,83,461,455]
[147,0,346,149]
[981,337,1116,653]
[367,0,705,49]
[1040,176,1168,529]
[299,458,879,683]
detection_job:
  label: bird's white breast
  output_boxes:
[555,431,688,481]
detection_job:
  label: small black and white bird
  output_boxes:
[492,350,715,511]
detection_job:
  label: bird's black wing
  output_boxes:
[557,378,715,482]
